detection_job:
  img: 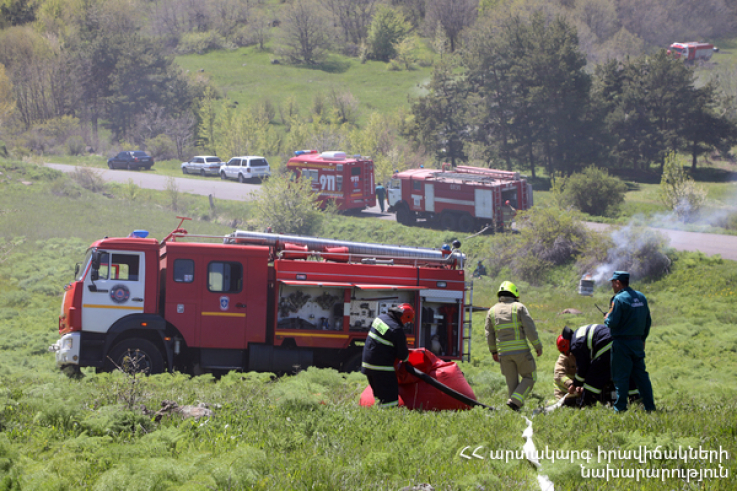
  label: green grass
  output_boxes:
[2,159,736,490]
[176,46,433,129]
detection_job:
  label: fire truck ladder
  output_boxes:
[461,279,474,363]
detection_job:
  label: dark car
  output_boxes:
[107,151,155,170]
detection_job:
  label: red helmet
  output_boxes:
[395,303,415,324]
[556,335,570,354]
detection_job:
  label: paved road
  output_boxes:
[46,163,262,201]
[47,163,737,260]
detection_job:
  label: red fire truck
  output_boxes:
[668,42,715,63]
[50,221,472,375]
[286,150,376,212]
[387,164,533,233]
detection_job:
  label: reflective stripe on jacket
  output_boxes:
[361,314,409,373]
[485,297,541,356]
[570,324,612,386]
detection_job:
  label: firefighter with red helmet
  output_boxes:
[361,303,414,408]
[557,324,640,407]
[485,281,542,410]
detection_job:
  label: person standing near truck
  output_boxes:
[375,183,387,213]
[485,281,542,411]
[361,304,414,408]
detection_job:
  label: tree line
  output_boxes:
[408,12,737,176]
[0,0,736,171]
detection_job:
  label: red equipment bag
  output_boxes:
[359,348,477,410]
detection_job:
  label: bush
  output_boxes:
[486,207,599,284]
[66,136,85,156]
[367,5,410,62]
[145,134,177,161]
[557,166,627,216]
[249,174,325,235]
[579,225,672,283]
[658,153,707,222]
[70,167,105,193]
[176,31,228,55]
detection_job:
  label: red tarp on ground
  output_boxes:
[359,348,477,410]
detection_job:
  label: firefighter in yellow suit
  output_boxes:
[553,351,578,407]
[485,281,542,410]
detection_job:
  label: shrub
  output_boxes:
[70,167,105,193]
[658,153,706,222]
[176,31,228,55]
[65,136,85,156]
[557,166,627,216]
[367,5,410,62]
[145,134,176,161]
[249,174,324,235]
[486,207,598,284]
[581,224,672,283]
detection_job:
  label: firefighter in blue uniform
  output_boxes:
[557,324,640,407]
[605,271,656,412]
[361,304,415,408]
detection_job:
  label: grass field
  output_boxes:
[2,159,736,490]
[175,46,433,129]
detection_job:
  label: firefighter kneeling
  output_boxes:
[557,324,639,407]
[361,304,414,408]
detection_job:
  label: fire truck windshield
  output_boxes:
[389,178,401,189]
[76,249,94,281]
[672,47,685,54]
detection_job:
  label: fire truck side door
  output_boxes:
[474,189,493,219]
[82,251,146,333]
[199,258,249,349]
[410,179,424,211]
[425,183,435,212]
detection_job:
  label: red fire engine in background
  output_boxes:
[50,221,472,375]
[668,42,715,63]
[286,150,376,212]
[387,164,533,233]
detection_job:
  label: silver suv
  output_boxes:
[220,156,271,182]
[181,156,224,176]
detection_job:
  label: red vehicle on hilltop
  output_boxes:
[668,42,715,63]
[387,164,533,232]
[286,150,376,212]
[51,221,472,375]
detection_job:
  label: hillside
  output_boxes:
[0,160,736,489]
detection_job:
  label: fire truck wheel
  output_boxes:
[396,205,415,225]
[341,351,363,373]
[458,214,475,233]
[105,339,165,375]
[440,212,456,231]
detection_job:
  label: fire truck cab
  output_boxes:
[286,150,376,212]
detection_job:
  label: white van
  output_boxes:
[220,156,271,182]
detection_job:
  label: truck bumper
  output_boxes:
[49,332,81,367]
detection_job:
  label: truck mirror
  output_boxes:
[74,264,80,278]
[90,251,101,281]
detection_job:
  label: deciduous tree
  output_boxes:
[275,0,333,65]
[408,59,469,166]
[366,5,410,61]
[424,0,478,52]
